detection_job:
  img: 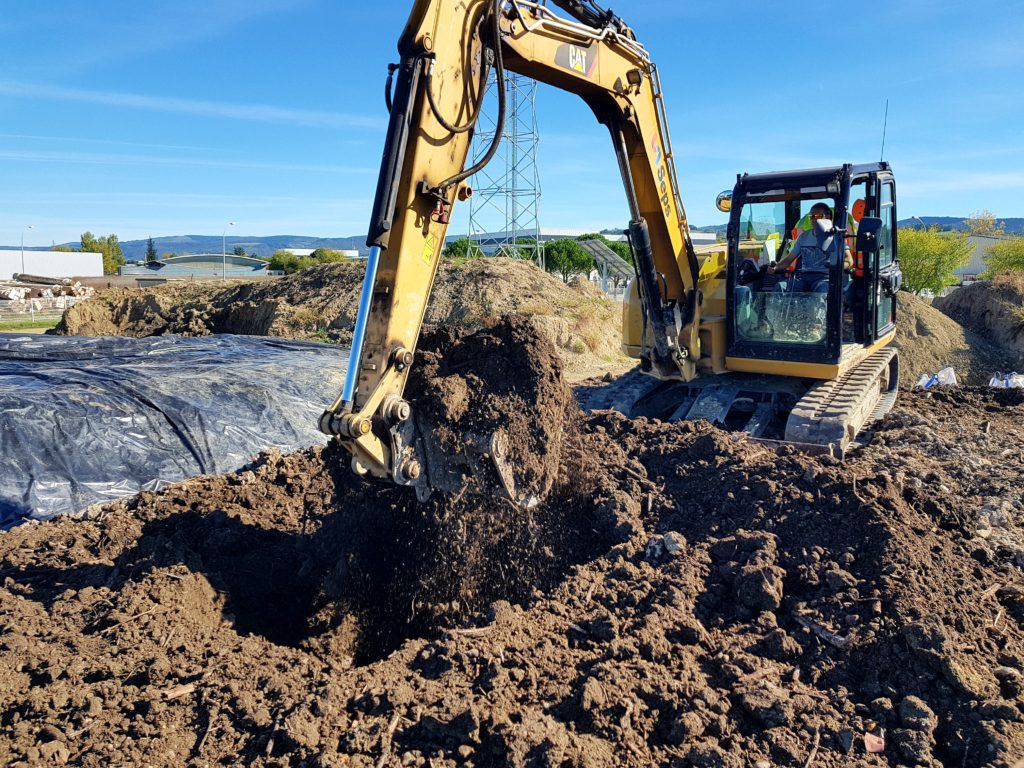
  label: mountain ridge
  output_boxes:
[11,216,1023,260]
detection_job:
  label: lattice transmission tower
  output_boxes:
[467,71,543,267]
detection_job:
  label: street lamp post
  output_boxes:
[20,225,34,276]
[222,221,235,278]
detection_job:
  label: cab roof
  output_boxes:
[735,162,892,194]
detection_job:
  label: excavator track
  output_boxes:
[784,348,899,456]
[575,349,899,458]
[574,368,665,415]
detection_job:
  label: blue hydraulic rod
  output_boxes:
[340,244,382,410]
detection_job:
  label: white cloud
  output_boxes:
[4,0,313,75]
[0,81,385,130]
[0,148,376,175]
[0,133,215,152]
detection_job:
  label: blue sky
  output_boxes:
[2,0,1022,249]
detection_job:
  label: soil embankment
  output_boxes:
[3,318,1024,767]
[53,259,633,382]
[55,258,1021,386]
[892,291,1019,386]
[934,275,1024,373]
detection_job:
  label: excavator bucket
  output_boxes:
[399,318,570,507]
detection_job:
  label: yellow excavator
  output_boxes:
[320,0,902,500]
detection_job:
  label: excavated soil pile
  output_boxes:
[53,259,630,381]
[934,275,1024,372]
[892,291,1018,386]
[4,322,1024,766]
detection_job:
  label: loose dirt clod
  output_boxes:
[3,315,1024,767]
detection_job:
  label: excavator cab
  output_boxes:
[723,163,901,374]
[326,0,907,502]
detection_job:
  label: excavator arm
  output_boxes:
[320,0,701,497]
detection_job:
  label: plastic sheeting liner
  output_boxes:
[0,334,346,528]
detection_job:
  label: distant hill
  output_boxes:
[692,224,728,235]
[695,218,1024,235]
[897,217,1024,234]
[12,216,1020,259]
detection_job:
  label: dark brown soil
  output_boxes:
[409,318,571,503]
[3,323,1024,767]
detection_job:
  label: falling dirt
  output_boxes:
[934,275,1024,372]
[3,316,1024,767]
[53,258,633,382]
[408,317,571,503]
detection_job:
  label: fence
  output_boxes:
[0,296,82,325]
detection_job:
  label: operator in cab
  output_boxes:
[766,202,834,293]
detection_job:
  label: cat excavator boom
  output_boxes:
[320,0,901,501]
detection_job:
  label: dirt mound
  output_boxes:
[934,276,1024,372]
[893,291,1018,386]
[54,258,632,382]
[4,320,1024,767]
[409,317,571,503]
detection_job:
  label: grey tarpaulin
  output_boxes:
[0,333,347,528]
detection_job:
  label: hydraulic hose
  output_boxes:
[433,0,506,193]
[384,63,398,113]
[423,13,492,133]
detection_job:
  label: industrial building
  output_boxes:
[0,249,104,280]
[119,253,271,284]
[956,235,1002,282]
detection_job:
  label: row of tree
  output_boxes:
[899,227,1024,293]
[267,248,352,274]
[442,232,632,282]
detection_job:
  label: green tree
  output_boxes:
[232,246,246,257]
[51,244,75,252]
[443,237,471,259]
[80,231,125,275]
[543,238,594,282]
[985,237,1024,275]
[964,209,1005,236]
[268,249,302,274]
[308,248,347,264]
[145,237,158,263]
[897,226,972,294]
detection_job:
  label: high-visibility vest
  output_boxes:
[851,199,866,278]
